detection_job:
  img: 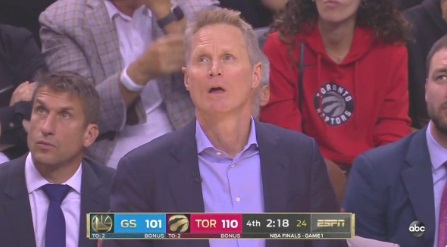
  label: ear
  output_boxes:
[425,79,428,102]
[251,62,262,89]
[260,85,270,106]
[182,67,190,91]
[82,124,99,148]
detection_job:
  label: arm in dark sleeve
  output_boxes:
[308,138,348,247]
[0,101,31,147]
[103,156,152,247]
[344,155,387,240]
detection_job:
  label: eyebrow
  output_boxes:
[432,68,447,75]
[34,99,75,112]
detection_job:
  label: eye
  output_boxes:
[198,56,209,63]
[36,106,46,114]
[60,111,71,118]
[223,54,235,60]
[436,75,447,81]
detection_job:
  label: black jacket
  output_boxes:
[404,0,447,128]
[0,24,47,159]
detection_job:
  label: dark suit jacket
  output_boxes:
[105,120,346,247]
[0,24,47,159]
[0,155,115,247]
[344,128,435,247]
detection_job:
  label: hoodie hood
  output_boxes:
[301,24,376,65]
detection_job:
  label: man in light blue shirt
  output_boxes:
[107,7,343,247]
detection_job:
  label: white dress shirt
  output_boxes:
[104,1,174,169]
[0,152,9,164]
[25,153,82,247]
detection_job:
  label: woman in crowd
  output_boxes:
[260,0,412,168]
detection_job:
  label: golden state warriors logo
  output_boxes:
[168,215,189,233]
[91,214,113,233]
[314,82,354,126]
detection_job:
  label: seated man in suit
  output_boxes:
[0,71,115,247]
[105,7,345,247]
[344,34,447,247]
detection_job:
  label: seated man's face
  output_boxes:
[27,86,96,168]
[183,23,261,117]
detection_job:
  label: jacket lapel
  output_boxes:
[402,128,435,244]
[86,0,123,77]
[78,160,109,247]
[3,156,36,247]
[167,120,205,213]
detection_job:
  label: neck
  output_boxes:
[33,156,82,184]
[318,18,356,63]
[430,122,447,150]
[197,112,252,158]
[110,0,144,16]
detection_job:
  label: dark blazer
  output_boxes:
[0,24,47,159]
[105,120,346,247]
[0,155,115,247]
[344,128,435,247]
[404,0,447,128]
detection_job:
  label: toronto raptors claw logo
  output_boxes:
[314,82,354,126]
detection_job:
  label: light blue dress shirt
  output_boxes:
[426,122,447,247]
[196,119,265,247]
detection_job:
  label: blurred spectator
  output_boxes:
[0,0,56,45]
[344,35,447,247]
[0,71,115,247]
[397,0,424,10]
[260,0,412,168]
[405,0,447,128]
[219,0,274,28]
[40,0,218,168]
[262,0,289,12]
[0,24,47,163]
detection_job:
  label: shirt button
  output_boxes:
[230,164,236,168]
[216,152,221,156]
[235,197,241,203]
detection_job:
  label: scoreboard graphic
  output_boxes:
[87,213,354,239]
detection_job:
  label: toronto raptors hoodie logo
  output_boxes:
[314,82,354,126]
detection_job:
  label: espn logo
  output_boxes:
[316,219,345,228]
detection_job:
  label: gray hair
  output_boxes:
[184,8,262,66]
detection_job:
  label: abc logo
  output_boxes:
[408,221,425,237]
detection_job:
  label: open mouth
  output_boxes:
[209,87,226,94]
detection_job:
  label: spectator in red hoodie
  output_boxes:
[260,0,412,168]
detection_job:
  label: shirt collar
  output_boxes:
[25,153,83,194]
[104,0,150,21]
[195,118,258,154]
[426,121,447,171]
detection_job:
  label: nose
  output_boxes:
[40,114,56,136]
[209,60,222,77]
